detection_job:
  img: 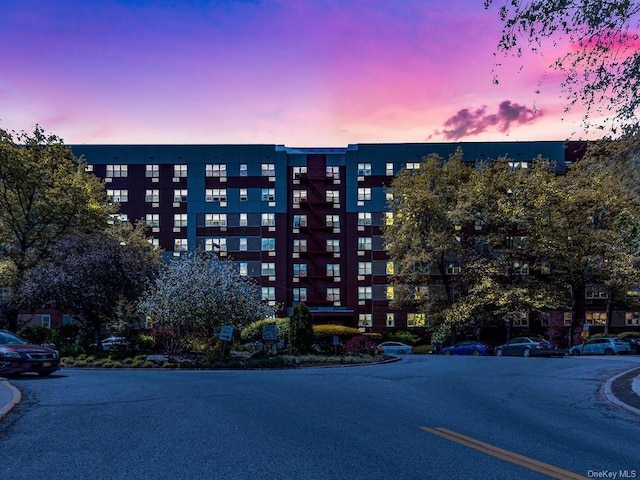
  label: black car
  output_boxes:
[0,329,60,376]
[494,336,559,357]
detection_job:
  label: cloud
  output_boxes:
[433,100,544,140]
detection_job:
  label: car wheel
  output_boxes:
[472,350,480,356]
[604,348,614,355]
[523,348,531,357]
[444,350,452,356]
[572,349,581,356]
[495,348,503,357]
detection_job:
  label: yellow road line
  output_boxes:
[420,426,588,480]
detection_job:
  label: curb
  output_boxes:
[603,367,640,417]
[0,378,22,421]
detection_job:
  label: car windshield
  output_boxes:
[0,331,29,345]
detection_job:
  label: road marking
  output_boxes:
[420,426,588,480]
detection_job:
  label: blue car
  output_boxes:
[440,341,492,356]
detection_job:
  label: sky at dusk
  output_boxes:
[0,0,600,146]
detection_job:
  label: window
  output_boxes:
[239,213,248,227]
[205,213,227,227]
[326,166,339,179]
[358,212,372,226]
[145,214,159,227]
[386,286,394,300]
[386,163,394,176]
[261,263,276,276]
[106,164,128,178]
[406,162,421,170]
[0,287,11,302]
[513,312,529,327]
[540,261,551,275]
[327,288,340,302]
[358,286,372,300]
[540,312,550,327]
[512,262,529,276]
[41,314,51,329]
[149,238,159,249]
[174,214,187,227]
[385,212,394,226]
[446,263,461,275]
[205,189,226,202]
[174,164,187,177]
[564,312,573,326]
[326,190,339,203]
[262,213,276,227]
[358,262,372,275]
[326,239,340,253]
[205,238,226,252]
[586,285,608,299]
[261,163,275,176]
[293,190,307,204]
[293,239,307,253]
[407,313,427,327]
[327,264,340,277]
[293,264,307,277]
[174,239,188,251]
[239,263,248,277]
[239,238,247,251]
[146,164,159,178]
[625,312,640,326]
[293,166,307,179]
[293,288,307,302]
[85,164,94,172]
[585,311,607,325]
[386,313,395,327]
[174,189,188,203]
[508,161,529,172]
[357,163,372,176]
[326,215,340,228]
[261,238,275,251]
[507,236,528,249]
[240,163,248,176]
[262,287,275,301]
[358,314,372,327]
[293,215,307,228]
[386,262,394,275]
[206,163,226,177]
[358,188,371,201]
[357,237,372,250]
[107,189,128,202]
[414,286,428,300]
[239,188,248,201]
[261,189,275,202]
[145,189,159,202]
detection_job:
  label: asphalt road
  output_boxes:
[1,355,640,480]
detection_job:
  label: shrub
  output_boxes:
[74,360,87,368]
[312,324,361,340]
[343,335,378,355]
[112,362,123,368]
[17,325,52,345]
[383,330,422,346]
[131,360,143,368]
[414,345,433,354]
[143,361,155,368]
[289,303,315,354]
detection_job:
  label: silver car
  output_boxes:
[377,342,414,355]
[569,337,632,356]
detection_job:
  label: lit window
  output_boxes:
[240,189,248,201]
[446,263,461,275]
[326,215,340,228]
[327,264,340,277]
[107,189,128,203]
[358,286,372,300]
[358,212,372,226]
[385,212,394,226]
[262,287,275,301]
[205,238,226,252]
[585,312,607,325]
[205,213,227,227]
[106,164,127,178]
[358,262,372,275]
[513,312,529,327]
[293,288,307,302]
[512,262,528,276]
[174,164,187,177]
[205,189,226,202]
[149,238,159,249]
[386,262,394,275]
[386,163,394,176]
[293,215,307,228]
[326,239,340,253]
[414,286,429,300]
[173,189,188,203]
[206,164,227,177]
[357,237,372,250]
[293,166,307,179]
[261,263,276,276]
[326,190,339,203]
[293,239,307,253]
[563,312,573,326]
[261,163,275,176]
[358,188,371,201]
[146,164,159,178]
[173,214,187,227]
[326,166,339,179]
[327,288,340,302]
[406,162,421,170]
[293,190,307,204]
[262,213,276,226]
[174,239,188,252]
[239,238,247,251]
[386,313,395,327]
[625,312,640,326]
[585,285,608,299]
[407,313,427,327]
[145,189,159,202]
[145,214,159,227]
[386,286,394,300]
[357,163,371,176]
[239,213,248,227]
[358,314,372,327]
[293,264,307,277]
[261,238,276,251]
[508,161,529,172]
[239,263,248,277]
[261,189,275,202]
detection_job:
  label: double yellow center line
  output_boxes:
[420,426,588,480]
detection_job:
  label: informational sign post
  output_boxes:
[219,325,234,361]
[262,324,278,353]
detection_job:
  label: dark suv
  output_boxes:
[0,329,60,376]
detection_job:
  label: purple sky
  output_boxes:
[0,0,597,146]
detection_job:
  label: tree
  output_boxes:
[288,302,315,354]
[138,251,276,352]
[0,126,113,330]
[485,0,640,136]
[19,221,161,344]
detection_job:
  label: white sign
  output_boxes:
[219,325,234,342]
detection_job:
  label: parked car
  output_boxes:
[0,329,60,376]
[92,336,130,351]
[494,337,559,357]
[621,336,640,354]
[440,341,492,356]
[569,337,633,356]
[377,342,414,355]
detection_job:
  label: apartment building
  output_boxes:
[70,141,573,333]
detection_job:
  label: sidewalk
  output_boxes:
[0,377,22,420]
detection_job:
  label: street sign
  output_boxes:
[262,324,278,342]
[332,336,340,346]
[582,322,590,331]
[219,325,234,343]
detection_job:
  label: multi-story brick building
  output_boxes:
[68,141,580,336]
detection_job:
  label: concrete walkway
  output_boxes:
[0,377,22,421]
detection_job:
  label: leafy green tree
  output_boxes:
[288,302,315,354]
[484,0,640,137]
[0,126,113,330]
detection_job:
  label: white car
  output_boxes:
[99,336,129,351]
[378,341,414,355]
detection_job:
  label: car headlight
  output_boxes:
[0,351,22,359]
